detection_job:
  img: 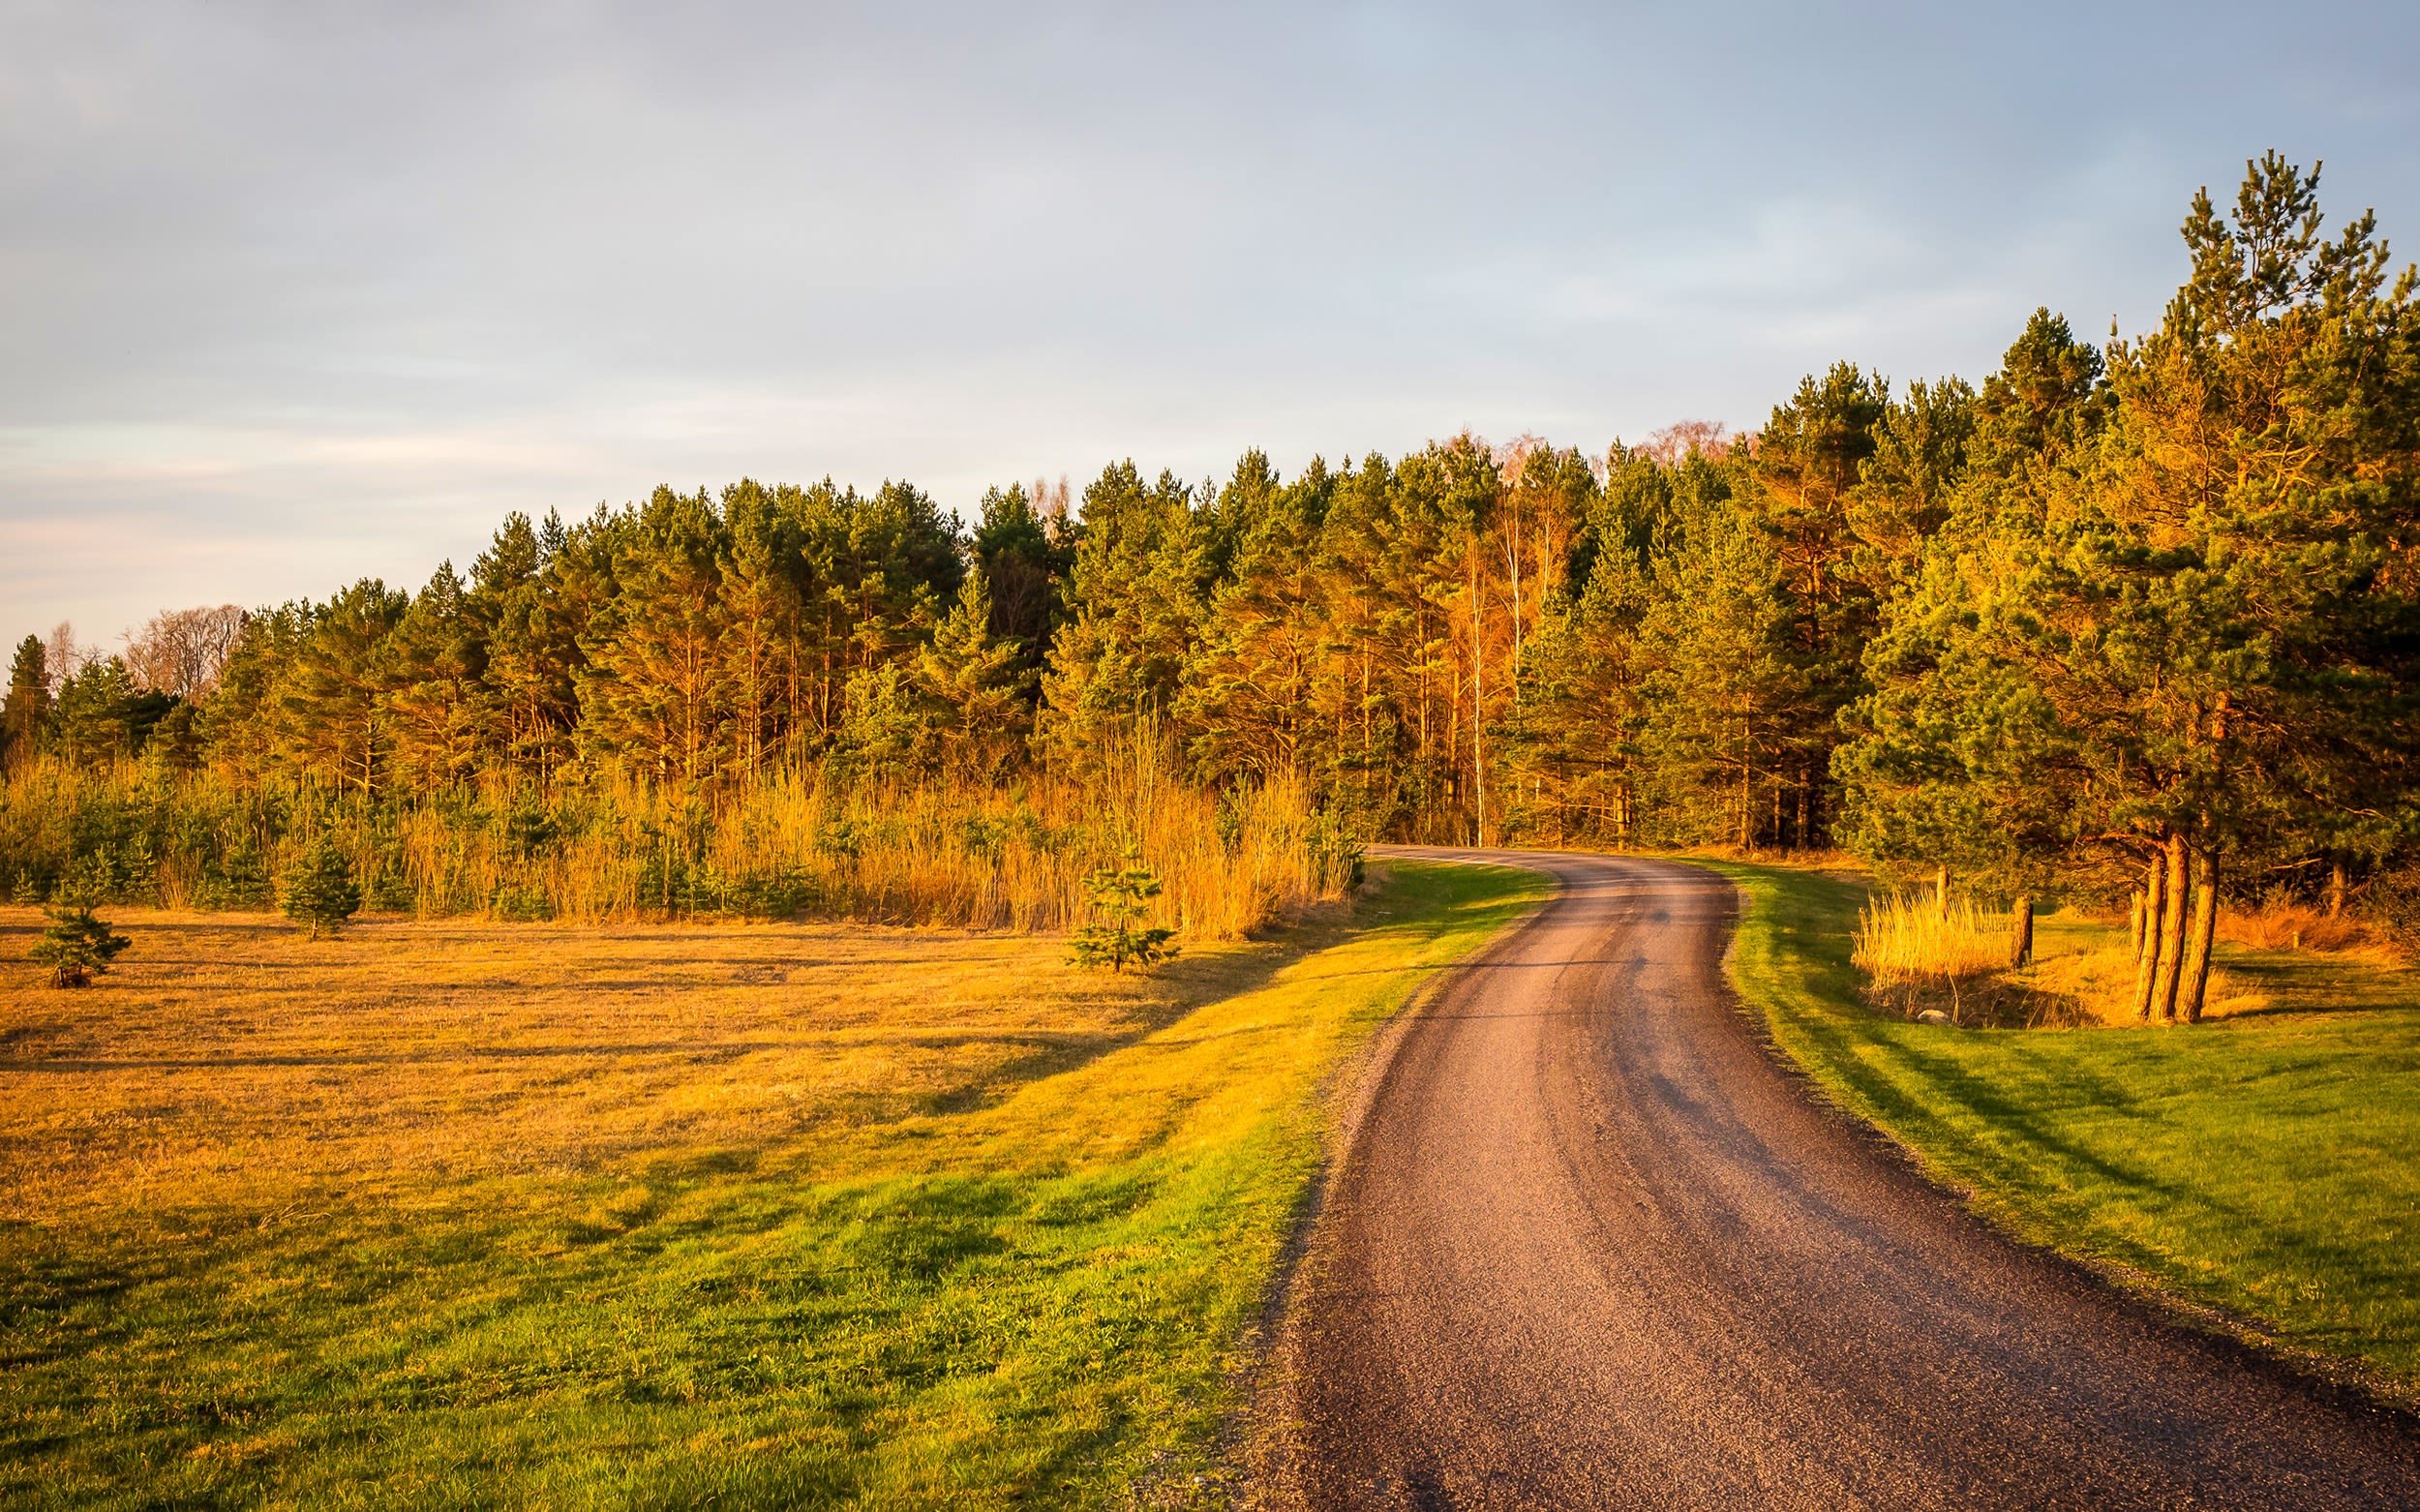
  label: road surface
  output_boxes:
[1261,848,2420,1509]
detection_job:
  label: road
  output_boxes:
[1260,848,2420,1509]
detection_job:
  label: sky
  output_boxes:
[6,0,2419,650]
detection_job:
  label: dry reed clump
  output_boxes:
[1853,892,2007,993]
[0,753,1361,941]
[1851,891,2091,1027]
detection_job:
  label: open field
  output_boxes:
[1712,861,2420,1397]
[0,862,1546,1508]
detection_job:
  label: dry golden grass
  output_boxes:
[2010,937,2268,1024]
[1849,891,2279,1026]
[0,751,1353,938]
[2218,899,2379,955]
[0,862,1546,1507]
[1851,891,2009,989]
[0,903,1266,1228]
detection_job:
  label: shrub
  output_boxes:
[280,836,362,938]
[1069,850,1177,974]
[29,904,131,987]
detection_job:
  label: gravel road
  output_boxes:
[1260,848,2420,1509]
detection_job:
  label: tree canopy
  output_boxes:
[9,156,2415,1021]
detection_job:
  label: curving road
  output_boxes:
[1260,848,2420,1509]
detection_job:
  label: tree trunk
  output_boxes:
[2010,893,2035,968]
[1738,718,1752,852]
[2179,847,2221,1023]
[2151,832,2190,1023]
[2132,856,2165,1021]
[2128,888,2145,956]
[1469,559,1485,850]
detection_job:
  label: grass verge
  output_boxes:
[1706,860,2420,1399]
[0,861,1544,1509]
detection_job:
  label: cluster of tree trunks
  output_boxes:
[2128,832,2222,1023]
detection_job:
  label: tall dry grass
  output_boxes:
[1852,891,2009,988]
[0,749,1358,939]
[2217,896,2375,954]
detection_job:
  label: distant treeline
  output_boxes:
[5,157,2417,1011]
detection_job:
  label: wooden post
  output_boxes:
[2010,893,2035,968]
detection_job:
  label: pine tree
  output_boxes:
[383,563,489,794]
[274,580,408,794]
[972,482,1070,682]
[577,490,736,782]
[1835,312,2108,911]
[1178,451,1333,783]
[718,484,805,776]
[1038,463,1214,777]
[470,511,580,782]
[30,904,132,987]
[913,564,1032,778]
[50,657,172,768]
[281,836,363,938]
[1068,850,1177,973]
[2,635,50,771]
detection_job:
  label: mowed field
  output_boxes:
[0,862,1544,1509]
[1714,862,2420,1399]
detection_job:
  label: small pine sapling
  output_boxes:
[281,836,363,939]
[30,904,131,987]
[1069,848,1178,974]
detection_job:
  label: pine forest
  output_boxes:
[7,156,2417,1025]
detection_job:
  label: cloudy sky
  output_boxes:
[6,1,2418,647]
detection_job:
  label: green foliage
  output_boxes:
[1832,156,2420,1019]
[5,151,2413,932]
[29,902,131,987]
[1,635,48,771]
[1069,850,1177,973]
[49,658,174,769]
[280,836,362,938]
